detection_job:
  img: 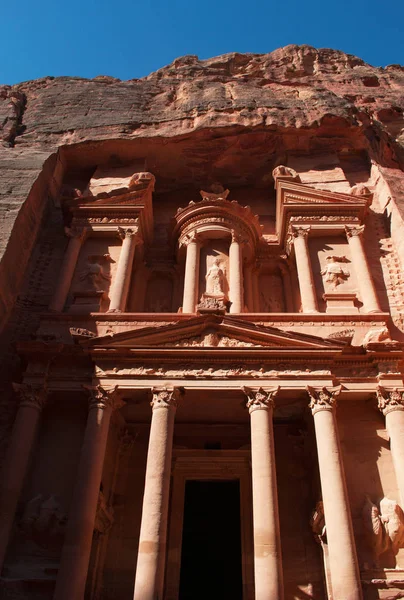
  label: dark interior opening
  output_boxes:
[178,480,243,600]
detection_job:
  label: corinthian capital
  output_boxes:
[242,386,279,413]
[150,387,183,411]
[117,225,141,241]
[376,386,404,415]
[13,383,48,411]
[64,226,86,241]
[290,225,311,239]
[307,386,341,415]
[84,385,124,412]
[345,225,365,239]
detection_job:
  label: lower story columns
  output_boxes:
[53,386,123,600]
[133,387,181,600]
[307,386,363,600]
[243,386,284,600]
[0,384,47,572]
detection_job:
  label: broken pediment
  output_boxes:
[275,179,370,241]
[83,315,347,353]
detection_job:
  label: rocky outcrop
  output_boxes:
[0,44,403,330]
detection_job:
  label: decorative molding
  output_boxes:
[242,386,279,413]
[307,386,341,414]
[376,386,404,415]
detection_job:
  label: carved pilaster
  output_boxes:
[376,386,404,415]
[307,386,341,415]
[243,386,279,413]
[13,383,48,411]
[150,387,182,411]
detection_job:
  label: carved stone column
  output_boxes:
[289,226,318,313]
[182,233,201,313]
[229,230,244,314]
[243,387,284,600]
[109,226,141,312]
[49,227,86,312]
[53,386,123,600]
[345,226,381,313]
[133,388,181,600]
[0,384,47,571]
[307,386,362,600]
[377,386,404,506]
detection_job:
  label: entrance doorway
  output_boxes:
[178,480,243,600]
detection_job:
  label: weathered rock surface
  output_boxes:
[0,44,403,329]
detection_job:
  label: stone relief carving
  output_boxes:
[69,327,97,341]
[79,254,113,292]
[20,494,67,540]
[94,491,114,534]
[205,259,226,296]
[289,215,360,223]
[321,256,350,289]
[95,364,332,379]
[363,326,397,348]
[327,328,355,341]
[272,165,300,181]
[363,496,404,566]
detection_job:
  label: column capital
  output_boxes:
[307,386,341,415]
[345,225,365,239]
[242,386,279,413]
[376,386,404,415]
[12,383,48,411]
[290,225,311,239]
[117,225,141,242]
[84,385,125,412]
[150,387,183,411]
[181,231,201,247]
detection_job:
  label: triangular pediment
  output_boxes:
[84,315,346,352]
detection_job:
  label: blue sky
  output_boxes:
[1,0,403,85]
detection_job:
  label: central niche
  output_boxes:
[199,239,230,306]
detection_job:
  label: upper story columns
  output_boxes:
[182,232,201,314]
[345,225,381,313]
[109,226,142,312]
[49,226,87,312]
[288,225,318,313]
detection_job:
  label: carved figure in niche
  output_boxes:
[205,258,226,295]
[321,255,350,289]
[79,254,113,291]
[362,495,404,566]
[259,275,284,312]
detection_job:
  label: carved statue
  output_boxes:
[363,326,392,348]
[20,494,67,539]
[205,259,226,296]
[321,255,350,289]
[79,254,113,291]
[362,495,404,566]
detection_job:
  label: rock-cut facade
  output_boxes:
[0,45,404,600]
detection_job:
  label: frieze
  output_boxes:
[289,215,360,223]
[95,365,332,379]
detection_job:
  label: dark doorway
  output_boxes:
[178,480,243,600]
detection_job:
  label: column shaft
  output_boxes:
[244,387,283,600]
[53,387,120,600]
[345,226,381,313]
[182,235,200,313]
[49,228,85,312]
[109,228,139,312]
[309,388,362,600]
[229,233,243,314]
[377,387,404,506]
[133,389,179,600]
[290,227,318,313]
[0,386,46,571]
[244,263,254,312]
